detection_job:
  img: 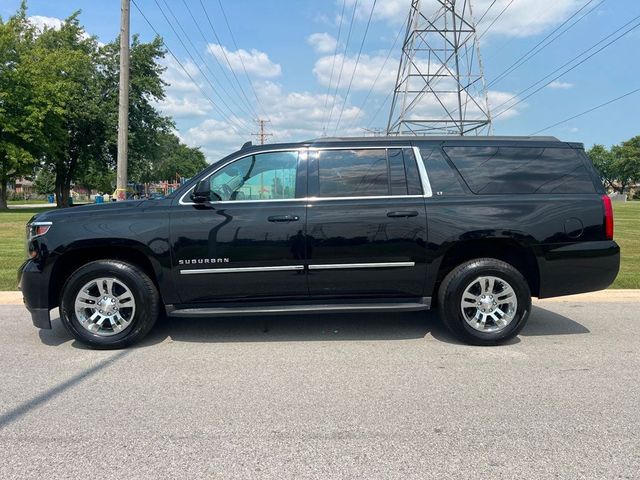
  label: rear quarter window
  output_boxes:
[443,146,597,194]
[419,148,465,195]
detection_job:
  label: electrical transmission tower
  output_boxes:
[252,119,273,145]
[387,0,492,136]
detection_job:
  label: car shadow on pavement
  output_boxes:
[37,304,588,348]
[521,305,590,336]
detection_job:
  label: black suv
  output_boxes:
[19,136,619,348]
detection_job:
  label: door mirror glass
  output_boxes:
[190,179,211,203]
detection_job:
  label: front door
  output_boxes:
[170,149,309,303]
[305,146,428,299]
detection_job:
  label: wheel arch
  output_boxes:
[48,241,164,308]
[432,237,540,299]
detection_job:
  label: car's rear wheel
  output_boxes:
[438,258,531,345]
[60,260,159,349]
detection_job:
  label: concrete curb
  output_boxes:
[0,292,23,305]
[1,289,640,306]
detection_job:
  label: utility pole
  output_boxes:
[387,0,491,136]
[116,0,130,200]
[252,119,273,145]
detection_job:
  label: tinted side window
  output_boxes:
[420,148,465,195]
[388,149,408,195]
[317,149,389,197]
[443,146,596,194]
[210,151,298,201]
[403,148,424,195]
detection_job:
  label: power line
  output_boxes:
[333,0,377,134]
[198,0,260,119]
[321,0,347,136]
[530,87,640,135]
[216,0,274,133]
[367,89,393,130]
[492,14,640,120]
[476,0,498,26]
[488,0,605,88]
[178,0,258,120]
[323,0,359,133]
[156,0,255,124]
[347,11,408,131]
[477,0,515,42]
[131,0,251,135]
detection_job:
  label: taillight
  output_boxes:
[602,194,614,240]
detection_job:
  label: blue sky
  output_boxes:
[2,0,639,161]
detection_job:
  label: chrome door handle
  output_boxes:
[268,215,300,222]
[387,211,419,218]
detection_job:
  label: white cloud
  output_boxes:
[547,80,574,89]
[256,81,362,134]
[161,57,201,94]
[488,90,523,120]
[157,56,214,119]
[345,0,410,24]
[307,32,338,54]
[207,44,282,78]
[181,81,364,161]
[313,53,397,93]
[342,0,589,38]
[28,15,95,42]
[473,0,588,38]
[159,96,212,119]
[28,15,64,32]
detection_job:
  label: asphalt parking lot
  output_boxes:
[0,300,638,479]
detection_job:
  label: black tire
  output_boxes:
[437,258,531,346]
[60,260,160,349]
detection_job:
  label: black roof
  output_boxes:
[237,135,573,155]
[303,135,560,143]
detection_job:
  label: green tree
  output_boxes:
[587,144,616,192]
[611,136,640,195]
[27,13,106,207]
[150,132,207,182]
[99,35,172,184]
[0,3,39,209]
[33,168,55,194]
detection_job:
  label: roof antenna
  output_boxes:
[241,141,252,149]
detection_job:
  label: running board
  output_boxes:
[167,299,431,318]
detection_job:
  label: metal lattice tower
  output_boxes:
[387,0,492,136]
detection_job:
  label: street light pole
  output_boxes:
[116,0,130,201]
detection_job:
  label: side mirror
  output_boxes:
[189,179,211,203]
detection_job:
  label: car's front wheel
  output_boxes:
[438,258,531,345]
[60,260,160,349]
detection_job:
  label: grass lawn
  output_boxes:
[0,203,638,291]
[8,199,53,205]
[611,201,640,288]
[0,208,47,291]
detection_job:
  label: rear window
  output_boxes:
[316,148,419,197]
[317,149,389,197]
[443,146,596,194]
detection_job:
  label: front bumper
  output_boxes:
[18,260,52,329]
[537,240,620,298]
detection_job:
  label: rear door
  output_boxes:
[305,146,428,299]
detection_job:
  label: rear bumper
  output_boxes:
[18,260,52,329]
[537,241,620,298]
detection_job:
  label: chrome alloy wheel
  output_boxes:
[460,276,518,333]
[74,277,136,336]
